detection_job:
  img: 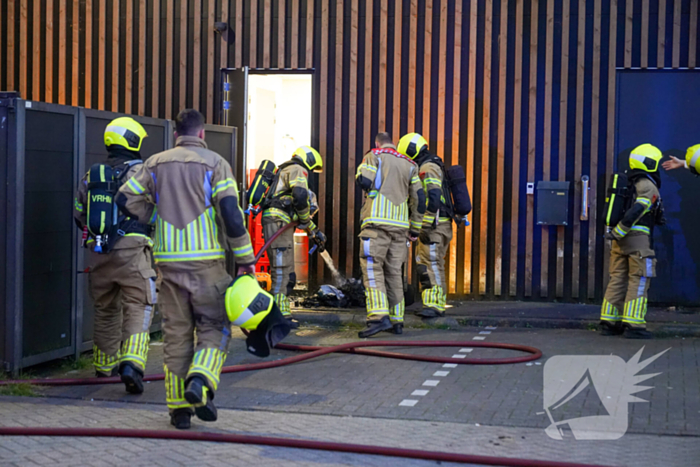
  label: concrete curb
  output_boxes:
[292,309,700,338]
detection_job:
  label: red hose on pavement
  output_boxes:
[0,427,609,467]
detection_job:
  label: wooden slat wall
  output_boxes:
[2,0,700,301]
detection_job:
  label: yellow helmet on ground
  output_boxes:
[685,144,700,176]
[397,133,428,159]
[104,117,148,152]
[225,274,291,357]
[629,143,662,173]
[293,146,323,173]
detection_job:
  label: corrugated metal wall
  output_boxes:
[2,0,699,301]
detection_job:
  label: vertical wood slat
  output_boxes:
[540,0,554,297]
[658,0,666,67]
[207,0,215,122]
[362,0,374,148]
[179,0,188,111]
[46,0,54,102]
[332,0,343,268]
[263,0,271,68]
[603,0,618,291]
[152,0,161,116]
[33,0,41,100]
[193,0,201,110]
[449,0,463,295]
[572,0,586,298]
[465,0,477,294]
[624,0,632,68]
[165,0,174,118]
[494,0,507,296]
[346,0,359,277]
[407,0,417,133]
[125,0,133,114]
[556,0,570,298]
[436,1,447,164]
[391,0,402,142]
[112,0,120,112]
[250,0,258,67]
[691,0,698,69]
[235,0,243,67]
[641,0,649,68]
[98,0,106,109]
[479,0,493,295]
[138,0,146,114]
[221,0,229,69]
[316,0,329,281]
[58,0,67,105]
[672,0,681,68]
[85,0,93,108]
[509,0,524,296]
[20,0,27,100]
[291,0,299,67]
[305,0,313,68]
[7,0,15,92]
[524,0,538,297]
[378,0,388,130]
[422,0,433,142]
[278,0,286,68]
[587,0,602,299]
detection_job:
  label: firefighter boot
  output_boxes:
[170,409,192,430]
[392,323,403,335]
[623,325,653,340]
[358,316,393,338]
[119,362,144,394]
[96,368,119,378]
[599,321,624,336]
[416,307,444,319]
[185,376,218,422]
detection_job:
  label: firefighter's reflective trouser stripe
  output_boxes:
[88,247,157,375]
[159,261,232,412]
[416,222,453,313]
[601,241,656,329]
[262,217,296,317]
[359,228,408,323]
[165,366,190,411]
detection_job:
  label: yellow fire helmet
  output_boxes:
[628,143,662,173]
[685,144,700,176]
[225,274,291,357]
[397,133,429,159]
[293,146,323,173]
[104,117,148,152]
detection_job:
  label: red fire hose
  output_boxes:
[0,224,578,467]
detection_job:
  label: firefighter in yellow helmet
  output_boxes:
[398,133,454,319]
[261,146,326,328]
[600,143,664,339]
[73,117,155,393]
[662,144,700,175]
[356,132,425,337]
[117,109,256,429]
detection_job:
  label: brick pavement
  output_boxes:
[4,326,700,466]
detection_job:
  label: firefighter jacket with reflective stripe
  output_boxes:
[356,144,425,234]
[117,136,255,267]
[262,162,316,230]
[611,176,660,241]
[418,160,452,227]
[74,157,152,251]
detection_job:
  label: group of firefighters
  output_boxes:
[73,110,699,430]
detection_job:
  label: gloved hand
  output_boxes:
[408,231,419,242]
[236,263,256,276]
[604,231,616,241]
[310,229,327,253]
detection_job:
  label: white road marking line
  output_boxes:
[485,326,497,330]
[472,336,486,340]
[479,331,491,335]
[452,354,466,359]
[433,371,450,377]
[399,399,418,407]
[526,363,533,366]
[459,348,473,353]
[443,363,458,368]
[423,380,440,387]
[411,389,430,396]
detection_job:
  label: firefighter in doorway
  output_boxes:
[261,147,326,328]
[356,132,425,338]
[600,143,663,339]
[73,117,155,394]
